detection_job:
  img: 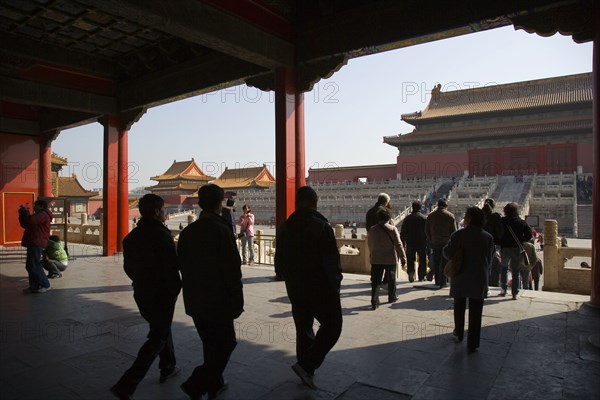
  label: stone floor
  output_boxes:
[1,244,599,400]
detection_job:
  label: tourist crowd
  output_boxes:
[18,185,543,400]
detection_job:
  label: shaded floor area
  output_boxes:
[1,244,599,399]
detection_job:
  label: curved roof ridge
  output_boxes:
[402,72,592,123]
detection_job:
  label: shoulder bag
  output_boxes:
[507,225,530,268]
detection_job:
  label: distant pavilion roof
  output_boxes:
[51,152,68,166]
[146,183,204,192]
[401,72,592,125]
[57,175,99,198]
[211,165,275,189]
[150,159,215,182]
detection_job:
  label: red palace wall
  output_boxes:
[308,165,397,183]
[577,143,594,173]
[88,199,103,219]
[1,134,40,245]
[398,143,593,178]
[397,151,469,178]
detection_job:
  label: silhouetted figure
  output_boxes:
[444,207,494,352]
[111,194,181,400]
[400,201,428,282]
[275,186,343,390]
[425,199,456,288]
[178,184,243,399]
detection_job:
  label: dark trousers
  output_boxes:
[291,295,342,375]
[406,245,427,280]
[114,290,177,394]
[489,250,501,287]
[454,297,484,350]
[370,264,397,304]
[25,246,49,290]
[183,316,237,395]
[430,244,447,287]
[500,247,528,296]
[41,259,67,275]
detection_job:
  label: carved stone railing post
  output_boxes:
[334,224,344,239]
[543,219,559,291]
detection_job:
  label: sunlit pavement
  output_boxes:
[1,244,598,400]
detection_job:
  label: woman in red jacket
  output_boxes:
[19,199,53,293]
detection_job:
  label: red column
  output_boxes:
[103,115,119,256]
[591,28,600,307]
[39,139,52,197]
[275,68,298,228]
[117,128,129,252]
[295,92,306,188]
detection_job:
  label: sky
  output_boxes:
[52,26,593,190]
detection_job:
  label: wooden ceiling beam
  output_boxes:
[0,76,118,114]
[0,32,120,78]
[119,53,266,111]
[39,109,99,133]
[79,0,294,69]
[0,117,39,136]
[298,0,579,62]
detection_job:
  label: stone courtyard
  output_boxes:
[1,243,599,400]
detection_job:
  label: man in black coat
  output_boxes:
[482,198,504,287]
[111,194,181,400]
[365,193,391,231]
[400,201,428,282]
[178,184,243,399]
[498,202,533,299]
[275,186,343,390]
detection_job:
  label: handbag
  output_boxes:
[507,225,530,268]
[443,234,464,278]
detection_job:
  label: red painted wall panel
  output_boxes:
[0,133,40,245]
[397,152,469,178]
[308,165,397,183]
[576,142,594,172]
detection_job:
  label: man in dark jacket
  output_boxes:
[482,198,504,244]
[425,199,456,288]
[365,193,391,231]
[111,194,181,400]
[275,186,343,390]
[498,202,533,299]
[19,199,53,293]
[400,201,428,282]
[178,184,243,399]
[482,198,503,287]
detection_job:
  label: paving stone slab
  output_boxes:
[336,382,410,400]
[487,366,563,400]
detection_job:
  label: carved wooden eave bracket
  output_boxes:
[245,55,349,93]
[98,107,147,131]
[510,1,595,44]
